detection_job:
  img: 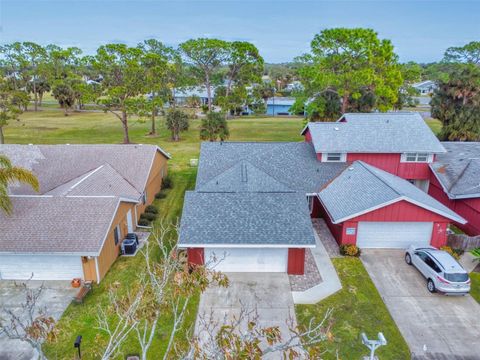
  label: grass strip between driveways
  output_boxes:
[43,170,197,359]
[470,272,480,304]
[296,257,410,360]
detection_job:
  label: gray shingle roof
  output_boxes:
[46,163,141,200]
[197,160,293,193]
[319,161,465,224]
[178,191,316,246]
[0,144,168,195]
[303,112,446,154]
[196,142,348,193]
[431,142,480,199]
[0,196,124,255]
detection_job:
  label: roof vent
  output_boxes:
[348,167,354,171]
[334,127,340,131]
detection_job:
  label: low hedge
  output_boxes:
[138,218,150,226]
[145,205,158,214]
[140,212,157,221]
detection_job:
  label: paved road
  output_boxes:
[195,273,300,358]
[362,249,480,359]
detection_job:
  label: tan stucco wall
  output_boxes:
[95,201,135,282]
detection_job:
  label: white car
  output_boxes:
[405,245,470,294]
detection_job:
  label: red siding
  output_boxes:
[310,196,322,218]
[349,200,451,223]
[346,153,430,180]
[187,248,204,266]
[304,129,312,142]
[287,248,305,275]
[347,153,400,175]
[431,222,449,248]
[429,175,480,235]
[320,199,451,247]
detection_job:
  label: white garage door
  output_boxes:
[204,248,288,272]
[357,222,433,249]
[0,255,83,280]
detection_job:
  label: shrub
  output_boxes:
[140,212,157,221]
[145,205,158,214]
[440,246,461,260]
[339,244,361,257]
[138,218,150,226]
[155,192,166,199]
[162,175,173,189]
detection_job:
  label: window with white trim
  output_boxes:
[322,153,346,162]
[401,153,432,163]
[142,191,147,204]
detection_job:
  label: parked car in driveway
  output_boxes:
[405,245,470,294]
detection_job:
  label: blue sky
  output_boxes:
[1,0,479,63]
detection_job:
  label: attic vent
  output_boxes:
[241,163,248,183]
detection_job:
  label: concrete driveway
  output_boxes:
[195,273,299,358]
[0,281,77,360]
[362,249,480,359]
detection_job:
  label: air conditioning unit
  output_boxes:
[121,239,137,255]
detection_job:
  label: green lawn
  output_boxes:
[43,170,198,359]
[471,272,480,304]
[296,258,410,360]
[8,110,427,357]
[4,110,305,171]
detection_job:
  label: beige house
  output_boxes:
[0,144,170,283]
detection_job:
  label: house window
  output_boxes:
[402,153,431,163]
[142,191,147,204]
[114,225,122,246]
[322,153,346,162]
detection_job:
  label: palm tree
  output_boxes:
[0,154,39,215]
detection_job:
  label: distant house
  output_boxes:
[0,144,170,283]
[174,86,215,106]
[266,97,296,115]
[412,80,437,95]
[285,81,303,92]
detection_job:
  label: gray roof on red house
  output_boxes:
[0,196,131,255]
[430,142,480,199]
[196,142,348,193]
[319,161,465,224]
[178,191,316,247]
[302,112,446,154]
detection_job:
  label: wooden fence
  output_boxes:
[447,234,480,251]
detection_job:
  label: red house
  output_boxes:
[318,161,465,248]
[429,142,480,235]
[178,114,466,275]
[302,113,446,191]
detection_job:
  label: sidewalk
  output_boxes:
[292,219,342,304]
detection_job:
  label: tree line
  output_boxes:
[1,31,479,143]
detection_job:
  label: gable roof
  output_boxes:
[0,144,170,196]
[301,112,446,154]
[178,191,316,247]
[0,196,134,255]
[197,160,293,193]
[430,142,480,199]
[196,142,348,193]
[319,161,465,224]
[0,144,170,255]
